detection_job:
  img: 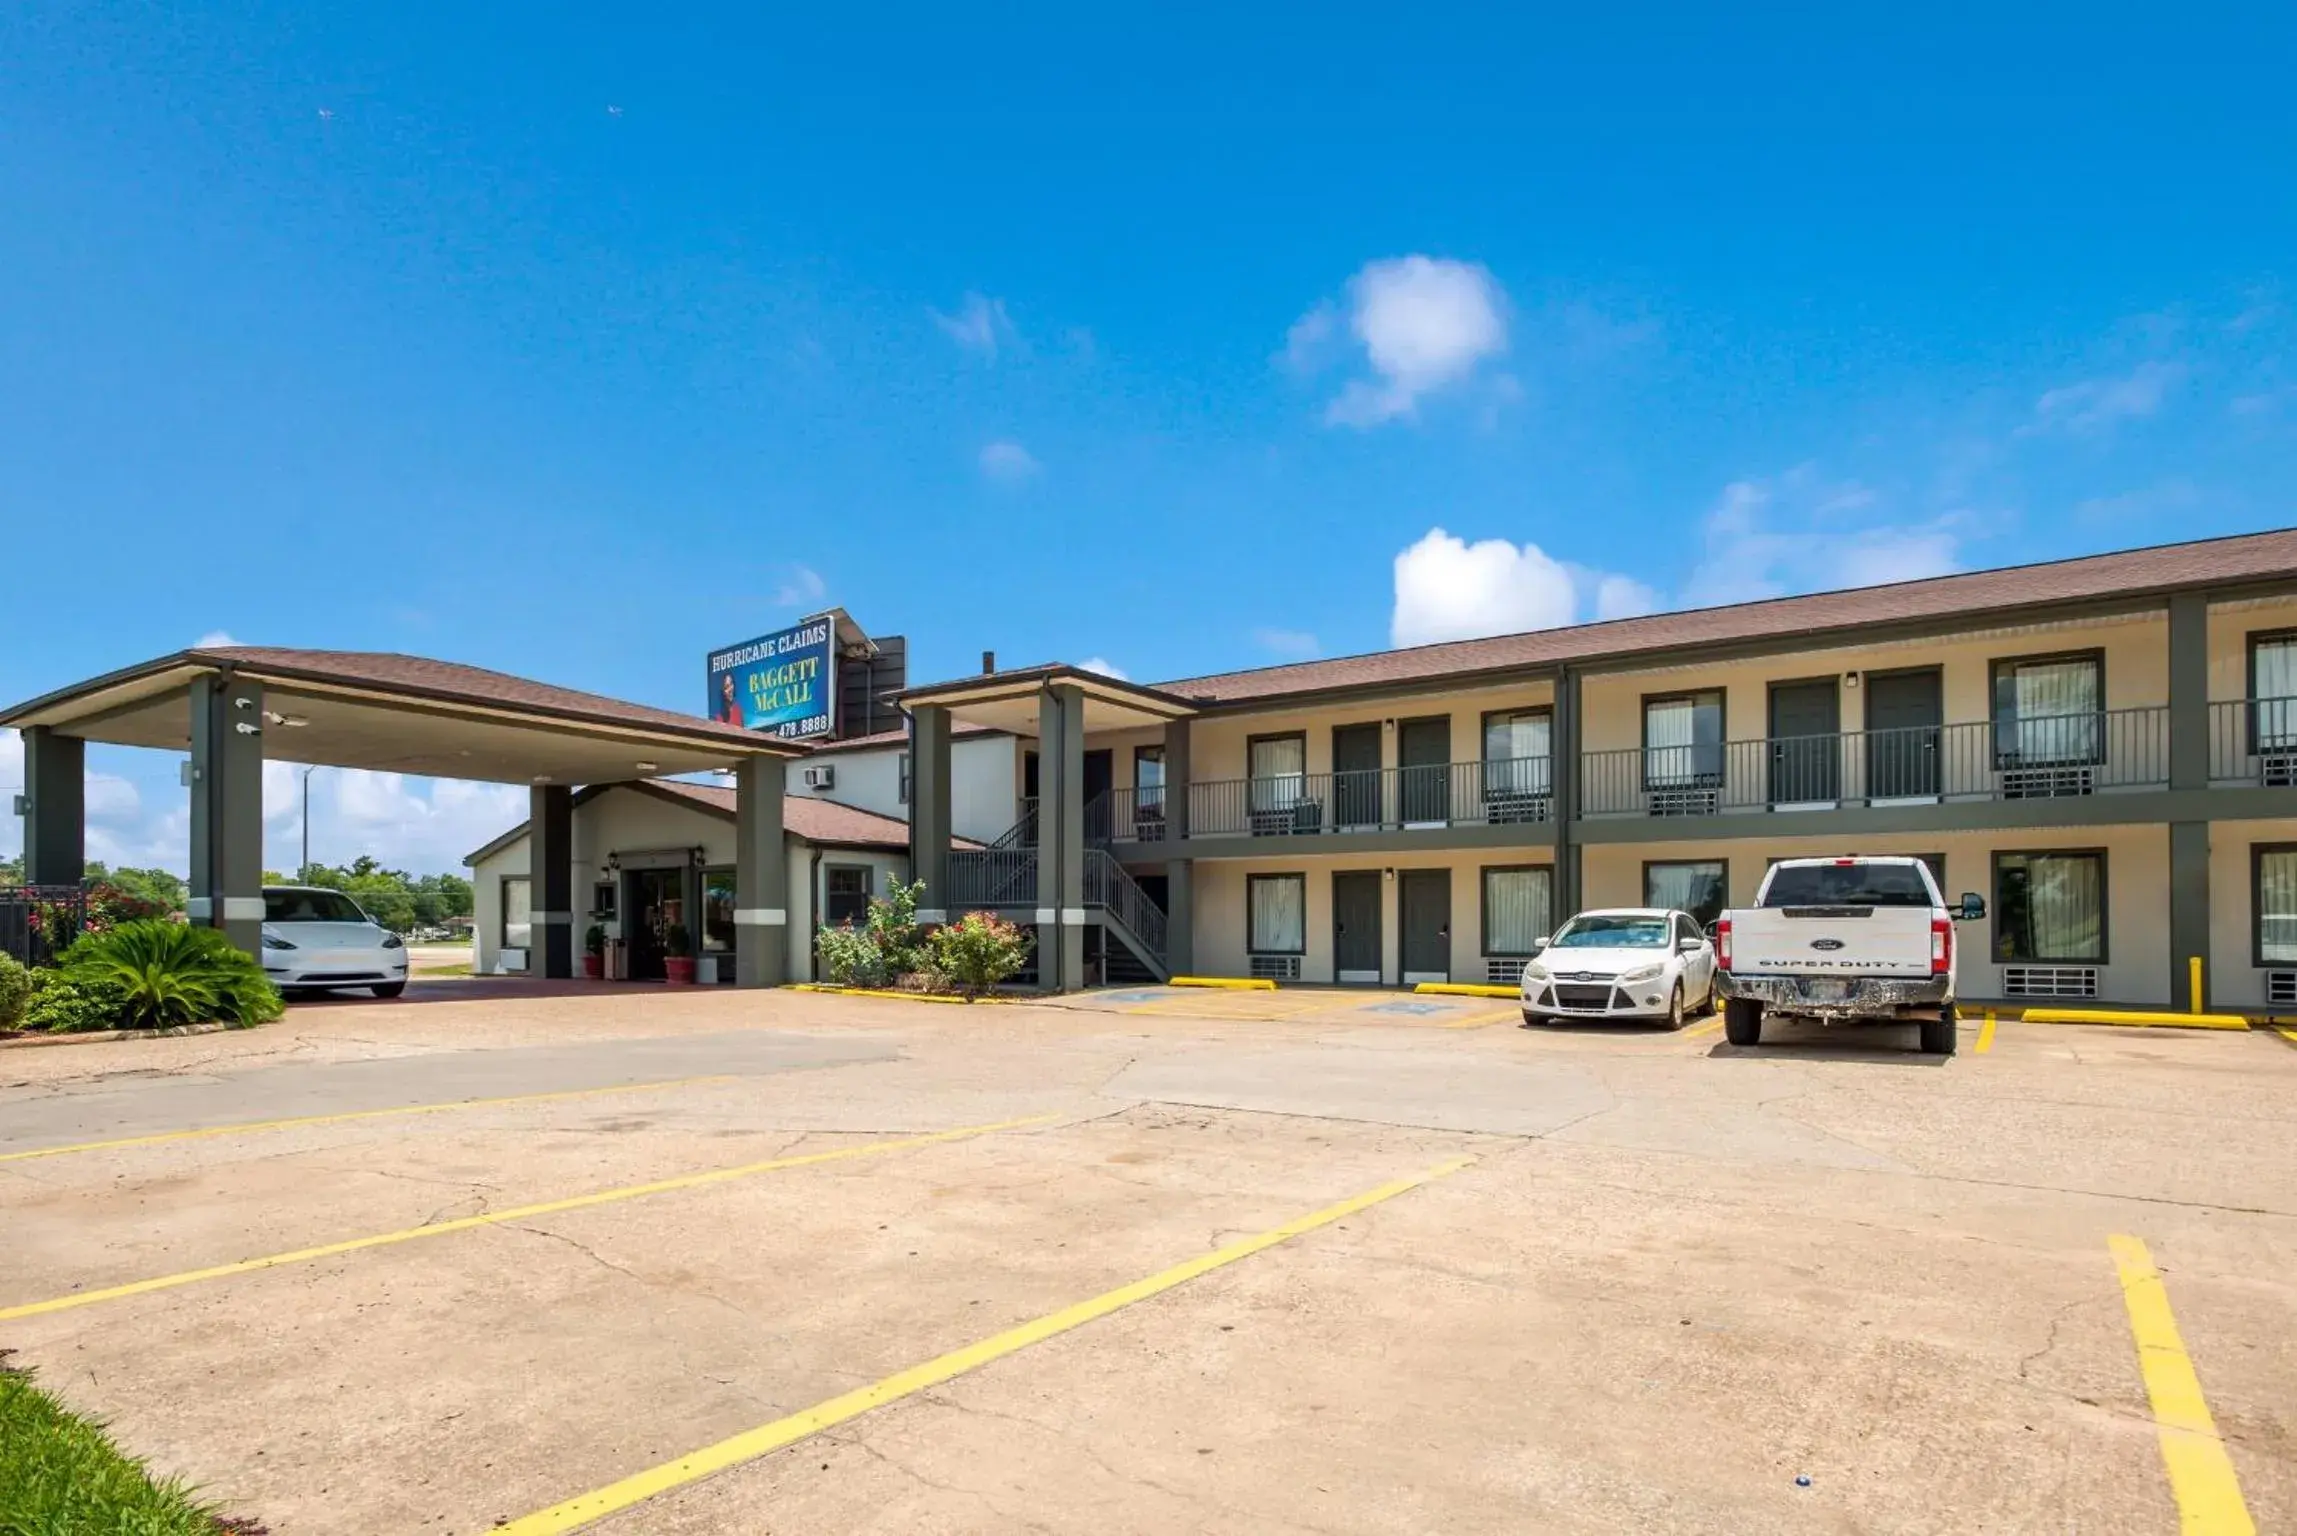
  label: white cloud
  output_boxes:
[978,440,1041,482]
[0,730,19,859]
[1076,657,1128,680]
[293,769,527,874]
[1695,471,1964,600]
[83,772,141,824]
[932,292,1019,360]
[1591,574,1662,621]
[1251,627,1322,661]
[1391,529,1582,647]
[770,565,827,608]
[1295,256,1511,427]
[2024,361,2183,436]
[194,629,238,648]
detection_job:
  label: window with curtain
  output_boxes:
[1644,861,1728,929]
[1482,709,1552,796]
[2256,847,2297,965]
[1992,654,2102,764]
[1993,852,2106,963]
[1248,735,1307,812]
[1643,692,1723,786]
[2251,634,2297,750]
[701,869,737,954]
[501,877,532,950]
[1247,873,1307,954]
[1482,867,1553,955]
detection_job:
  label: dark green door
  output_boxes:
[1866,669,1943,800]
[1332,723,1382,829]
[1333,871,1382,983]
[1767,680,1840,804]
[1398,716,1451,825]
[1399,869,1450,983]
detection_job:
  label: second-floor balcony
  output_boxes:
[1581,707,2170,817]
[1141,757,1556,841]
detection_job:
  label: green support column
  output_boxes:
[908,706,953,922]
[20,726,85,888]
[2166,594,2210,1011]
[1554,667,1582,919]
[1162,716,1192,976]
[531,785,574,979]
[187,675,266,956]
[734,756,788,986]
[1036,684,1087,991]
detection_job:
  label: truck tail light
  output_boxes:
[1931,916,1951,975]
[1715,916,1733,970]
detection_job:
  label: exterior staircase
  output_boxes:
[944,794,1169,984]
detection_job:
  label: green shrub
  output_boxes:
[927,911,1034,998]
[22,971,131,1033]
[59,921,285,1030]
[814,879,929,987]
[0,953,32,1030]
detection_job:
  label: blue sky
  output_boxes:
[3,2,2294,874]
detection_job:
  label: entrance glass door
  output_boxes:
[626,868,686,981]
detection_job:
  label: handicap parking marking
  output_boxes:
[1357,1000,1459,1017]
[1099,990,1174,1007]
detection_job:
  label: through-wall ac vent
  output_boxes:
[2002,965,2098,999]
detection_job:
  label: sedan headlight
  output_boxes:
[381,934,404,950]
[1520,963,1548,982]
[1618,963,1664,984]
[262,935,298,951]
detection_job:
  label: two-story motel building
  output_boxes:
[887,528,2297,1013]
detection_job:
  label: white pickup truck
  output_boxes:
[1713,856,1987,1055]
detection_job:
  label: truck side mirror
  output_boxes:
[1957,893,1987,921]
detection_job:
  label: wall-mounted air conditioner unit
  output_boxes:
[2260,749,2297,788]
[802,764,836,791]
[2266,971,2297,1007]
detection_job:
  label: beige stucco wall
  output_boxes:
[788,735,1017,844]
[2207,817,2297,1008]
[1192,846,1556,986]
[2205,596,2297,700]
[1580,610,2170,752]
[1168,681,1558,786]
[1581,823,2171,1006]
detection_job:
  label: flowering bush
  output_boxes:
[814,879,929,987]
[927,911,1034,998]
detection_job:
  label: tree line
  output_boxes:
[1,855,473,935]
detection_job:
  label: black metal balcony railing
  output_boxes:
[1580,707,2169,818]
[2208,697,2297,787]
[1178,757,1554,839]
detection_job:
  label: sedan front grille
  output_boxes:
[1553,984,1616,1010]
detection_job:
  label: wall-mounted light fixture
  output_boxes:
[1383,867,1396,881]
[1844,671,1861,689]
[634,761,658,772]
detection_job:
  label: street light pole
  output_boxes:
[300,765,320,877]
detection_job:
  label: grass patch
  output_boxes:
[415,962,472,977]
[0,1351,255,1534]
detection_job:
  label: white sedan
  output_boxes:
[260,885,410,998]
[1520,907,1717,1029]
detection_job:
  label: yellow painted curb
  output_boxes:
[2019,1008,2250,1031]
[786,984,1003,1006]
[1169,976,1277,991]
[1412,981,1520,999]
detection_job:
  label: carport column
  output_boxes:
[908,705,953,922]
[1553,667,1582,921]
[734,756,789,987]
[1037,683,1087,991]
[20,726,85,888]
[187,674,266,956]
[531,785,574,979]
[2167,592,2210,1010]
[1162,716,1192,975]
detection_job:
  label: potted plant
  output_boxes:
[583,923,606,979]
[662,923,696,986]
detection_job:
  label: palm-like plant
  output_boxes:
[61,921,285,1029]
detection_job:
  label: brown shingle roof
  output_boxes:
[638,779,947,848]
[190,646,785,749]
[1149,528,2297,705]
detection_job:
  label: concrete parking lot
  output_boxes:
[1,985,2289,1533]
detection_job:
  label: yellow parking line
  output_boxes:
[0,1075,742,1165]
[1975,1011,1997,1053]
[1679,1018,1724,1040]
[0,1114,1058,1323]
[498,1154,1477,1534]
[2106,1235,2255,1535]
[1439,1006,1520,1029]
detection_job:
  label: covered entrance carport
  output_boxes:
[2,645,804,984]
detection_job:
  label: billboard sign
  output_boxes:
[706,616,838,741]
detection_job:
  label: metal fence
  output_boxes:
[0,885,87,969]
[944,848,1038,909]
[1085,849,1166,962]
[1579,707,2169,818]
[1179,756,1554,839]
[2208,697,2297,786]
